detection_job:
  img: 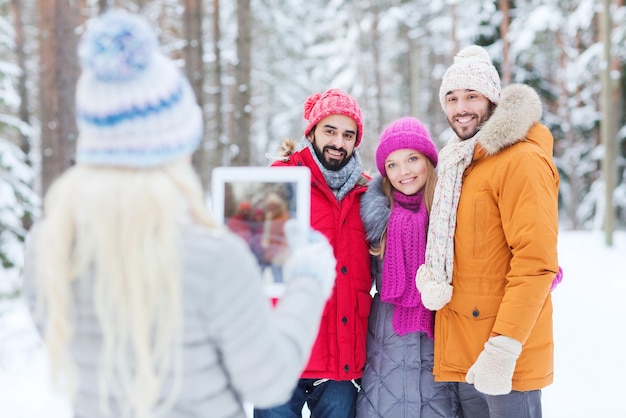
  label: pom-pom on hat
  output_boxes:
[438,45,501,111]
[75,9,203,167]
[303,88,364,147]
[376,117,438,176]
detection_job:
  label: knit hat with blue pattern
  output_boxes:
[75,9,203,167]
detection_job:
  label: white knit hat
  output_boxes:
[75,9,203,167]
[438,45,501,111]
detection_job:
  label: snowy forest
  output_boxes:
[1,0,625,300]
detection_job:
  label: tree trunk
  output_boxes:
[210,0,225,168]
[182,0,209,190]
[600,0,616,244]
[38,0,79,195]
[450,4,459,56]
[10,0,30,157]
[371,4,384,136]
[232,0,252,166]
[406,25,420,118]
[498,0,511,85]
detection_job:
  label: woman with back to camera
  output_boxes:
[22,9,336,418]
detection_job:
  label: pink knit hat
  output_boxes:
[375,117,438,176]
[303,88,364,147]
[439,45,501,111]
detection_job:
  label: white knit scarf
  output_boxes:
[416,135,477,310]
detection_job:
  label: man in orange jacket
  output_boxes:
[417,45,561,418]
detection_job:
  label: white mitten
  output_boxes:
[466,335,522,395]
[283,220,336,299]
[415,265,453,310]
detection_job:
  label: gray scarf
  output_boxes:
[305,140,363,201]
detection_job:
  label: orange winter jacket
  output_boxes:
[434,85,560,391]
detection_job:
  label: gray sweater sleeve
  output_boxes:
[21,223,326,415]
[186,227,326,408]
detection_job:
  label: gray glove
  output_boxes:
[282,219,336,299]
[466,335,522,395]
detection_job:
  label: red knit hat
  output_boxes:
[303,88,364,147]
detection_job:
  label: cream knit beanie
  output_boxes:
[438,45,501,110]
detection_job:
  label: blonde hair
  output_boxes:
[34,158,215,417]
[370,161,438,258]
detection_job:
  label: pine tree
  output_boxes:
[0,5,38,300]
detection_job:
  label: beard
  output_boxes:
[449,104,495,141]
[311,139,351,171]
[452,123,480,141]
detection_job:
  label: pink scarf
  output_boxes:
[381,189,434,337]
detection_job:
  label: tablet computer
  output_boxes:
[211,166,311,299]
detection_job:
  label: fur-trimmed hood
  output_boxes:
[475,83,543,156]
[275,138,299,161]
[272,137,370,187]
[360,175,390,245]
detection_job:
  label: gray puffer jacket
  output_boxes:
[24,223,326,418]
[356,176,462,418]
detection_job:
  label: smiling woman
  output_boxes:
[374,118,439,204]
[357,116,453,417]
[383,149,430,196]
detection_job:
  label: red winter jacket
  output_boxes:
[272,140,372,381]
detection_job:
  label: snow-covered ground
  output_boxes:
[0,229,624,417]
[0,300,72,417]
